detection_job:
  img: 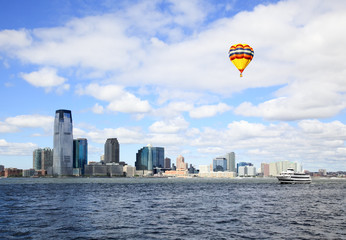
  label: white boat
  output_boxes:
[277,168,311,184]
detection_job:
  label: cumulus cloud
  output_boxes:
[77,83,152,114]
[189,103,232,118]
[4,115,54,131]
[74,126,144,144]
[149,116,189,133]
[20,68,69,93]
[0,29,31,49]
[0,139,37,156]
[92,103,104,114]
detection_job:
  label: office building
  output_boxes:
[176,155,186,170]
[213,157,227,172]
[33,149,42,170]
[164,157,171,169]
[135,144,164,171]
[261,163,270,177]
[104,138,119,164]
[225,152,236,172]
[33,147,53,172]
[73,138,88,175]
[237,162,253,173]
[41,147,53,171]
[53,109,73,176]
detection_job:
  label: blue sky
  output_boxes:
[0,0,345,172]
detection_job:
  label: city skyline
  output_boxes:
[0,0,346,172]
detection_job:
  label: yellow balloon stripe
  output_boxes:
[228,43,254,77]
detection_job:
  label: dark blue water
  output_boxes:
[0,178,345,239]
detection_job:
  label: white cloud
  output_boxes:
[74,126,144,144]
[5,115,54,132]
[92,103,104,114]
[189,103,232,118]
[0,122,19,133]
[0,139,37,156]
[0,29,31,49]
[20,68,69,93]
[77,83,152,114]
[149,116,189,133]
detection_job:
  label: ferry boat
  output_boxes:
[277,168,311,184]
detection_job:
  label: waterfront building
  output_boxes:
[4,168,23,177]
[41,148,53,171]
[33,147,53,172]
[176,155,186,170]
[53,109,73,176]
[225,152,236,172]
[164,157,171,169]
[23,169,35,177]
[247,166,256,176]
[84,162,124,177]
[104,138,119,164]
[33,148,42,170]
[237,162,253,174]
[73,138,88,175]
[213,157,227,172]
[135,144,164,171]
[264,161,303,176]
[261,163,270,177]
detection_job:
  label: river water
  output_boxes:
[0,177,345,239]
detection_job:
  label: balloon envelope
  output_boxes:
[228,43,254,77]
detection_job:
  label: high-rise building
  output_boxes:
[53,109,73,176]
[164,157,171,169]
[73,138,88,175]
[261,163,270,177]
[41,147,53,171]
[33,147,53,171]
[225,152,236,172]
[104,138,119,164]
[135,144,164,171]
[176,155,186,170]
[213,157,227,172]
[33,148,42,170]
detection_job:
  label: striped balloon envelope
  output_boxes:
[228,43,254,77]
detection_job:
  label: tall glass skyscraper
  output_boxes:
[104,138,119,163]
[53,109,73,176]
[33,148,42,170]
[73,138,88,175]
[135,144,164,170]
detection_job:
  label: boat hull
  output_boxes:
[277,176,311,184]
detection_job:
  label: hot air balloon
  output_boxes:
[228,43,254,77]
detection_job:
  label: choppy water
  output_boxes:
[0,177,345,240]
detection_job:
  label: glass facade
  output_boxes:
[53,109,73,176]
[33,149,42,170]
[135,145,164,170]
[73,138,88,175]
[213,157,227,172]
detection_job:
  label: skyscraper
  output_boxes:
[135,144,164,171]
[176,155,186,170]
[104,138,119,163]
[73,138,88,175]
[33,147,53,171]
[225,152,236,172]
[53,109,73,176]
[33,148,42,170]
